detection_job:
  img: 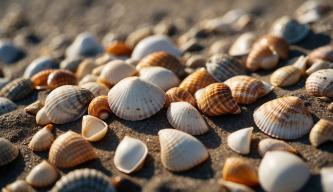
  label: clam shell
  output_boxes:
[0,40,22,64]
[26,160,58,187]
[75,59,96,80]
[165,87,196,108]
[23,57,58,78]
[253,96,313,139]
[131,35,181,60]
[270,16,309,44]
[24,100,43,115]
[308,44,333,64]
[28,124,54,152]
[309,119,333,147]
[262,35,290,59]
[0,138,19,166]
[227,127,253,154]
[82,115,108,142]
[218,179,255,192]
[49,131,97,168]
[108,77,165,121]
[60,57,82,72]
[31,69,56,89]
[106,41,132,56]
[47,69,77,90]
[167,102,209,135]
[206,54,246,82]
[258,138,297,157]
[3,180,35,192]
[196,83,241,116]
[88,96,111,120]
[229,32,257,56]
[0,97,17,115]
[306,60,333,75]
[305,69,333,98]
[66,32,103,58]
[51,169,115,192]
[259,151,310,192]
[114,136,148,174]
[78,74,98,86]
[139,66,179,91]
[0,78,33,101]
[80,82,109,97]
[295,0,331,24]
[36,85,94,125]
[222,157,258,186]
[224,75,273,104]
[321,167,333,192]
[158,129,209,172]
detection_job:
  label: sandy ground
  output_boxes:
[0,0,333,191]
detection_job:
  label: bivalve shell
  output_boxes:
[82,115,108,142]
[26,160,58,187]
[47,69,77,90]
[258,138,297,157]
[75,59,96,80]
[0,40,23,64]
[80,82,109,97]
[139,66,179,91]
[78,74,98,86]
[305,69,333,98]
[0,97,17,115]
[0,138,19,166]
[24,100,43,115]
[321,167,333,192]
[60,57,82,72]
[165,87,196,107]
[28,124,54,152]
[0,78,33,101]
[308,44,333,64]
[31,69,56,89]
[23,57,58,78]
[3,180,35,192]
[227,127,253,154]
[106,41,132,56]
[229,32,257,56]
[295,0,332,24]
[309,119,333,147]
[88,96,112,120]
[66,32,103,58]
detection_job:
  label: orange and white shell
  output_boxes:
[258,138,297,157]
[165,87,196,107]
[309,119,333,147]
[29,124,54,152]
[179,68,216,95]
[88,95,112,120]
[26,160,58,187]
[305,69,333,98]
[47,69,78,90]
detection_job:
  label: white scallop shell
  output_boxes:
[66,32,103,57]
[81,115,108,142]
[227,127,253,154]
[23,57,58,78]
[26,160,58,187]
[158,129,209,172]
[108,77,165,121]
[0,97,17,115]
[229,32,257,56]
[139,66,180,91]
[167,102,209,135]
[114,136,148,174]
[259,151,310,192]
[305,69,333,98]
[80,82,109,97]
[321,167,333,192]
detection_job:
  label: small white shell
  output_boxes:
[81,115,108,142]
[227,127,253,154]
[66,32,103,57]
[24,57,58,78]
[229,32,257,56]
[218,179,255,192]
[3,180,35,192]
[80,82,109,97]
[321,167,333,192]
[259,151,310,192]
[114,136,148,174]
[26,160,58,187]
[28,124,54,152]
[167,102,209,135]
[0,97,17,115]
[306,69,333,98]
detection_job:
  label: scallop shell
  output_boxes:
[227,127,253,154]
[3,180,35,192]
[49,131,97,168]
[31,69,56,89]
[0,97,17,115]
[0,137,19,166]
[47,69,77,90]
[114,136,148,174]
[108,77,165,121]
[0,78,33,101]
[80,82,109,97]
[131,35,181,60]
[88,96,112,120]
[66,32,103,58]
[78,74,98,86]
[75,58,96,80]
[306,60,333,75]
[28,124,54,152]
[167,102,209,135]
[196,83,241,116]
[218,179,255,192]
[270,16,309,44]
[136,51,184,77]
[139,66,179,91]
[254,96,313,139]
[23,57,58,78]
[308,44,333,64]
[106,41,132,56]
[229,32,257,56]
[206,54,246,82]
[26,160,58,187]
[36,85,94,125]
[222,157,259,186]
[259,151,310,192]
[309,119,333,147]
[98,60,137,87]
[305,69,333,98]
[60,57,82,72]
[82,115,108,142]
[158,129,209,172]
[165,87,196,107]
[224,75,273,104]
[321,167,333,192]
[258,138,297,157]
[24,100,43,115]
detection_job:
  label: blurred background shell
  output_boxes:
[0,78,33,101]
[309,119,333,147]
[60,56,83,73]
[80,82,109,97]
[47,69,77,90]
[23,57,58,78]
[139,66,179,91]
[258,138,297,157]
[0,138,19,166]
[3,180,35,192]
[0,97,17,115]
[228,32,257,56]
[65,32,103,58]
[31,69,56,89]
[308,44,333,64]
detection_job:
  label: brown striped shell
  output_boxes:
[106,41,132,56]
[309,119,333,147]
[0,78,33,101]
[88,96,112,120]
[28,124,54,152]
[47,69,77,90]
[165,87,196,108]
[195,83,241,116]
[31,69,56,89]
[49,131,97,168]
[26,160,58,187]
[308,44,333,64]
[0,138,19,166]
[305,69,333,98]
[258,138,298,157]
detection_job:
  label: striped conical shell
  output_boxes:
[258,138,297,157]
[139,66,179,91]
[26,160,58,187]
[305,69,333,98]
[309,119,333,147]
[165,87,196,107]
[308,44,333,64]
[88,96,111,120]
[179,68,216,95]
[0,78,33,101]
[28,124,54,152]
[254,96,313,139]
[0,138,19,166]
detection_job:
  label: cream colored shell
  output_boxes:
[81,115,108,142]
[139,66,179,91]
[26,160,58,187]
[227,127,253,154]
[309,119,333,147]
[29,124,54,151]
[258,138,297,157]
[321,167,333,192]
[305,69,333,98]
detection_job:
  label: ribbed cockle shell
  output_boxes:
[309,119,333,147]
[0,138,19,166]
[305,69,333,98]
[165,87,196,108]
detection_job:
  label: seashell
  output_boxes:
[26,160,58,187]
[82,115,108,142]
[0,138,19,166]
[258,138,297,157]
[260,35,290,59]
[165,87,196,107]
[218,179,255,192]
[47,69,77,90]
[0,39,23,64]
[31,69,56,89]
[108,77,165,121]
[75,59,96,80]
[184,54,206,69]
[196,83,241,116]
[51,168,115,192]
[309,119,333,147]
[158,129,209,172]
[308,44,333,64]
[24,57,58,78]
[36,85,94,125]
[321,167,333,192]
[66,32,103,58]
[206,54,246,82]
[259,151,310,192]
[3,180,35,192]
[305,69,333,98]
[222,157,259,186]
[224,75,273,104]
[102,33,126,47]
[0,97,17,115]
[95,54,116,66]
[60,56,83,72]
[270,16,309,44]
[306,60,333,75]
[136,51,184,77]
[179,68,217,95]
[24,100,43,115]
[49,131,97,168]
[254,96,313,139]
[0,78,33,101]
[28,124,54,152]
[78,74,98,86]
[227,127,253,154]
[229,32,257,56]
[167,102,209,135]
[295,0,331,24]
[106,41,132,56]
[139,66,179,91]
[97,60,137,88]
[131,35,181,60]
[126,26,154,48]
[114,136,148,174]
[92,64,106,76]
[80,82,109,97]
[208,39,232,55]
[88,96,111,120]
[246,44,278,71]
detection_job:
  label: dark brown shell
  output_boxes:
[88,95,112,120]
[106,42,132,56]
[47,69,77,89]
[0,78,33,101]
[31,69,57,89]
[165,87,196,108]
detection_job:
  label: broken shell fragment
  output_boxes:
[227,127,253,154]
[165,87,196,107]
[309,119,333,147]
[229,32,257,56]
[29,124,54,152]
[81,115,108,142]
[0,78,33,101]
[139,66,179,91]
[0,138,19,166]
[305,69,333,98]
[26,160,58,187]
[258,138,297,157]
[88,96,111,120]
[3,180,35,192]
[0,97,17,115]
[321,166,333,192]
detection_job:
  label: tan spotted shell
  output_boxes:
[309,119,333,147]
[0,138,19,166]
[305,69,333,98]
[165,87,196,107]
[88,96,112,120]
[28,124,54,152]
[26,160,58,187]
